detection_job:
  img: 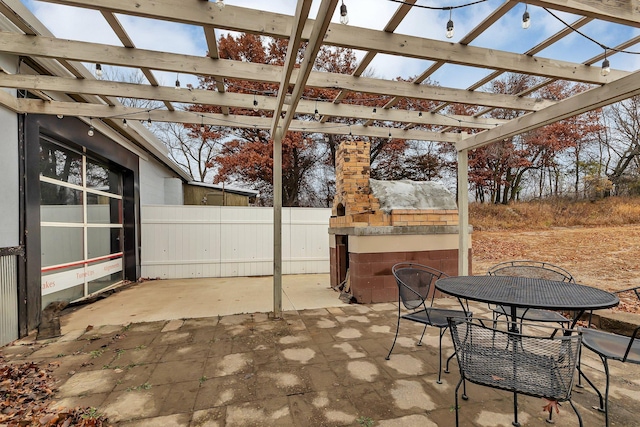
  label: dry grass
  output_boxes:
[469,196,640,231]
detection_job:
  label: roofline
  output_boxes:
[186,181,259,197]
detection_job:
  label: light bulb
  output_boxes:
[175,78,180,89]
[147,117,152,126]
[95,63,103,79]
[253,99,259,112]
[418,111,423,117]
[314,109,320,120]
[324,136,329,142]
[122,119,128,128]
[56,114,63,119]
[200,125,205,133]
[215,0,225,10]
[601,58,611,76]
[522,10,531,29]
[372,108,377,116]
[254,136,259,142]
[446,19,454,39]
[88,126,94,137]
[340,3,349,25]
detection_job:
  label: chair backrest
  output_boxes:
[449,318,581,402]
[392,262,449,310]
[488,260,575,283]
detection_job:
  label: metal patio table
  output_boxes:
[435,275,619,330]
[436,275,619,427]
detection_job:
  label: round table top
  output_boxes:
[436,275,619,311]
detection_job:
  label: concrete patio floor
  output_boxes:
[2,275,640,426]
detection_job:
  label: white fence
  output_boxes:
[141,205,331,279]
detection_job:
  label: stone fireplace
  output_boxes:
[328,139,472,304]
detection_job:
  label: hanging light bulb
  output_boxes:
[314,100,320,120]
[372,107,377,116]
[324,136,329,143]
[348,127,353,140]
[215,0,225,10]
[446,9,454,39]
[95,63,103,79]
[254,136,260,142]
[418,111,423,117]
[147,117,152,126]
[122,118,128,128]
[175,74,181,89]
[253,95,259,112]
[56,114,64,119]
[522,5,531,29]
[339,0,349,25]
[388,129,392,140]
[601,51,611,76]
[88,118,94,137]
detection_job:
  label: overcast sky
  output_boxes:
[20,0,640,90]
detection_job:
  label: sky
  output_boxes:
[19,0,640,91]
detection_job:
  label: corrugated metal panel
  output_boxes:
[0,254,19,346]
[141,206,331,278]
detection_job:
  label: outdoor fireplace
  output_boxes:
[328,139,472,304]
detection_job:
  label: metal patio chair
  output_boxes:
[449,317,583,427]
[577,325,640,427]
[615,285,640,301]
[386,262,471,384]
[488,260,573,330]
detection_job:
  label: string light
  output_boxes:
[340,0,349,25]
[372,107,377,116]
[418,111,423,117]
[122,118,128,128]
[253,94,259,112]
[175,74,181,89]
[147,116,152,126]
[94,63,103,79]
[88,117,94,137]
[446,8,454,39]
[324,135,329,142]
[56,114,63,119]
[215,0,225,10]
[601,50,611,76]
[200,116,205,133]
[522,5,531,29]
[314,100,320,120]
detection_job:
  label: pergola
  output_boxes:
[1,0,640,316]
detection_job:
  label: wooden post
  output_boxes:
[457,148,469,276]
[273,129,283,318]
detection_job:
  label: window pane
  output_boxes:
[86,159,121,195]
[42,284,84,307]
[87,228,121,259]
[41,226,83,267]
[39,139,82,185]
[87,196,122,224]
[87,257,123,295]
[40,182,83,223]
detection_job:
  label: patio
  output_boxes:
[2,276,640,426]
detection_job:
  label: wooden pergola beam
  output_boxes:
[34,0,626,84]
[0,74,507,129]
[458,70,640,151]
[0,32,558,113]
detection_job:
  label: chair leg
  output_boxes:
[568,399,584,427]
[577,356,605,413]
[386,310,402,360]
[437,328,445,384]
[444,350,455,374]
[602,357,611,427]
[454,377,463,427]
[417,325,427,346]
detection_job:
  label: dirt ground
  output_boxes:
[472,224,640,313]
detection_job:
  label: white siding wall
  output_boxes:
[141,206,331,278]
[0,53,19,346]
[0,54,19,248]
[139,157,183,205]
